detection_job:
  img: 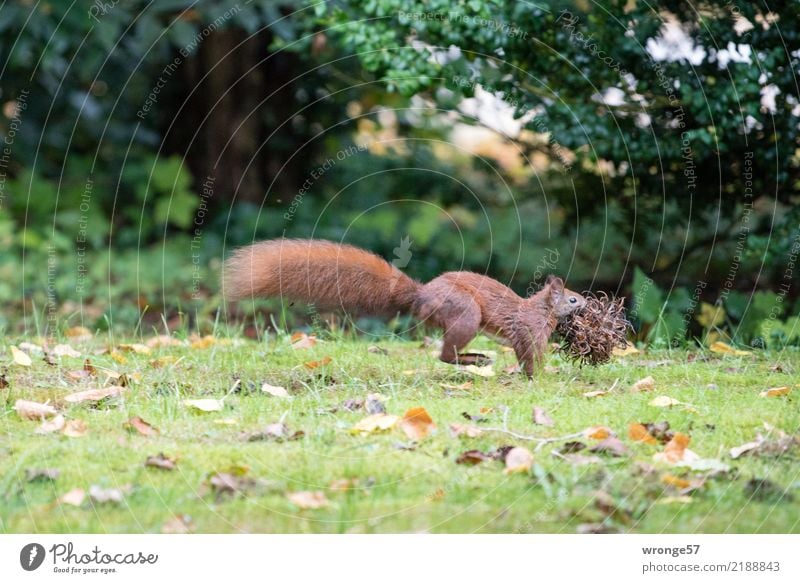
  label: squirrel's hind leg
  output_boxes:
[437,302,483,366]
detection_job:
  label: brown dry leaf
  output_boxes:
[729,433,799,459]
[589,436,629,457]
[83,359,97,375]
[612,342,640,356]
[709,341,750,356]
[351,413,400,435]
[583,389,609,398]
[304,356,332,369]
[10,346,32,367]
[290,332,317,350]
[124,416,159,437]
[89,485,125,504]
[145,453,177,471]
[261,382,290,398]
[455,450,492,465]
[64,385,126,404]
[14,399,57,420]
[52,344,82,358]
[35,414,66,434]
[532,406,554,427]
[63,419,88,438]
[449,423,483,438]
[628,423,658,445]
[760,386,790,398]
[66,369,92,381]
[0,373,8,389]
[504,446,533,474]
[65,326,93,340]
[583,426,613,440]
[654,432,694,463]
[631,375,656,393]
[190,335,217,349]
[58,488,86,506]
[287,490,329,509]
[161,515,192,534]
[183,398,225,412]
[117,343,151,355]
[399,407,436,440]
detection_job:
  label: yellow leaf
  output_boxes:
[351,413,400,435]
[656,496,693,505]
[190,335,217,349]
[183,398,225,412]
[399,407,436,440]
[612,342,639,356]
[760,386,790,398]
[10,346,32,367]
[649,396,682,408]
[661,474,691,489]
[696,302,726,328]
[709,341,750,356]
[109,351,128,365]
[631,376,655,393]
[628,423,658,445]
[504,446,534,474]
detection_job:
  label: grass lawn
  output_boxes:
[1,331,798,534]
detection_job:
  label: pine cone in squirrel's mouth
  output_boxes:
[556,292,631,366]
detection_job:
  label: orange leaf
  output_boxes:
[124,416,159,437]
[400,407,436,440]
[655,432,692,463]
[661,474,691,489]
[628,423,658,445]
[304,356,332,369]
[760,386,790,398]
[583,426,613,440]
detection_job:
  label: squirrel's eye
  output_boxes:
[569,297,577,304]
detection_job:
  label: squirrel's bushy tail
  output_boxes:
[223,239,421,316]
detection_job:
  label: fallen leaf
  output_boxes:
[83,359,97,375]
[60,419,87,437]
[290,332,317,349]
[760,386,790,398]
[709,341,750,356]
[65,326,92,340]
[35,414,66,434]
[583,389,609,398]
[367,345,388,355]
[631,375,656,393]
[449,423,482,438]
[261,382,290,398]
[532,406,554,427]
[183,398,225,412]
[150,356,179,368]
[287,490,329,509]
[649,395,683,408]
[89,485,125,504]
[52,344,82,358]
[729,434,799,459]
[304,356,332,369]
[109,351,128,365]
[190,335,217,349]
[365,393,387,414]
[350,413,400,435]
[457,364,495,377]
[117,343,151,354]
[589,436,628,457]
[612,342,639,356]
[440,381,473,391]
[146,335,184,348]
[26,468,60,482]
[559,441,586,454]
[628,423,658,445]
[161,515,192,534]
[58,488,86,506]
[145,453,177,471]
[64,385,126,404]
[583,426,613,440]
[14,399,57,420]
[661,474,691,489]
[124,416,159,436]
[206,467,256,497]
[504,446,534,474]
[653,432,695,463]
[10,346,32,367]
[455,450,492,465]
[399,407,436,440]
[244,422,304,442]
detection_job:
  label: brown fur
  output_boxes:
[223,239,586,376]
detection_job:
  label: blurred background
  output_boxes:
[0,0,797,347]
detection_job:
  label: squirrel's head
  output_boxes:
[544,275,586,319]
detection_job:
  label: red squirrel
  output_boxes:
[223,239,586,376]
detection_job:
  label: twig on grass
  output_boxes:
[481,405,586,451]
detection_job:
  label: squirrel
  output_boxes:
[223,239,586,376]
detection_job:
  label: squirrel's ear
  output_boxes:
[546,275,564,293]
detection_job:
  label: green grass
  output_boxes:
[1,331,798,534]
